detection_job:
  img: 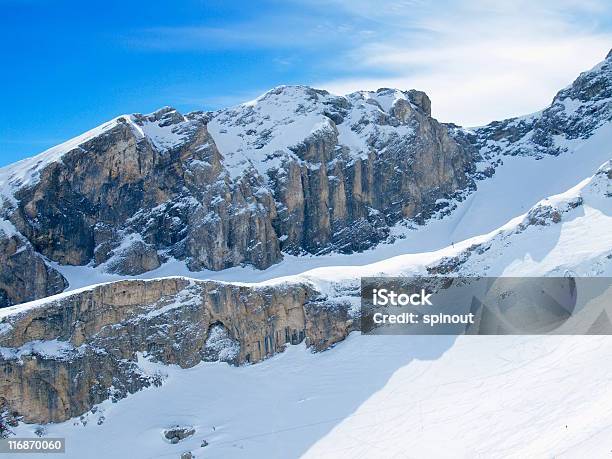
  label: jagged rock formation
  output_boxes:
[209,87,475,254]
[0,222,67,305]
[475,50,612,158]
[0,278,354,423]
[3,158,609,425]
[0,87,476,307]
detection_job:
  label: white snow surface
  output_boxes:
[206,85,418,179]
[0,339,80,361]
[5,134,612,458]
[203,324,241,362]
[13,334,612,458]
[0,217,18,237]
[132,108,196,152]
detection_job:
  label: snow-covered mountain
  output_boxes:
[0,84,476,307]
[2,50,612,309]
[1,50,612,458]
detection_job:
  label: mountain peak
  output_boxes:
[244,85,331,107]
[132,106,185,127]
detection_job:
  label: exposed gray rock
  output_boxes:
[475,49,612,158]
[164,426,195,444]
[0,230,67,307]
[0,86,477,306]
[1,50,611,307]
[0,278,355,423]
[105,238,161,275]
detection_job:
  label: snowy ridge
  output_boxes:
[475,51,612,159]
[0,51,611,307]
[208,86,334,179]
[0,117,123,205]
[207,85,424,179]
[130,106,200,153]
[0,107,199,207]
[28,117,611,297]
[437,159,612,277]
[3,49,611,207]
[3,52,612,459]
[335,89,417,156]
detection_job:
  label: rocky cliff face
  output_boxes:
[0,278,354,423]
[475,51,612,158]
[208,87,475,254]
[0,86,476,307]
[0,222,67,306]
[3,53,612,308]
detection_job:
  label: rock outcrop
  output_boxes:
[3,51,612,308]
[0,86,476,306]
[475,50,612,158]
[1,50,612,428]
[0,278,354,423]
[0,222,67,307]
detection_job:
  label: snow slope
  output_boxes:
[12,334,612,459]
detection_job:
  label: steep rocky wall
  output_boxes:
[0,278,354,423]
[4,47,612,308]
[475,50,612,158]
[0,87,477,307]
[0,231,67,308]
[9,115,281,277]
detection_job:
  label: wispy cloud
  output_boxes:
[312,0,612,125]
[125,16,365,52]
[320,37,611,126]
[125,0,612,125]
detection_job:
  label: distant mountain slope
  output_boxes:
[1,52,612,457]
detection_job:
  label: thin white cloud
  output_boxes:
[313,0,612,125]
[126,17,363,52]
[319,36,611,125]
[126,0,612,125]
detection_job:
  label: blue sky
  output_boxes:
[1,0,611,167]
